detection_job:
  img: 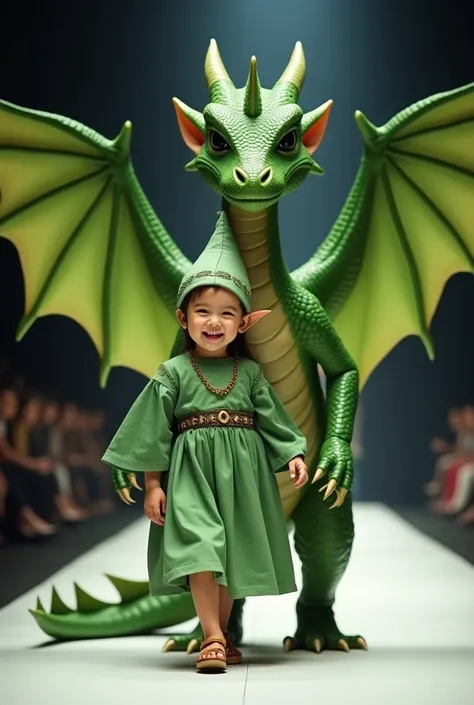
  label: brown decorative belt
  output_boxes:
[176,409,255,434]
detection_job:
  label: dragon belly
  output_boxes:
[228,206,322,518]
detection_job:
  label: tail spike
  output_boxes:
[36,596,45,612]
[51,587,73,615]
[74,583,113,613]
[105,574,150,603]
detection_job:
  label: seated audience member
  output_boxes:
[30,398,85,522]
[60,404,113,515]
[5,393,83,526]
[425,407,472,497]
[81,409,115,511]
[428,405,474,516]
[0,388,57,540]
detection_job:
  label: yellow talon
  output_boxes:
[283,636,296,652]
[357,636,368,650]
[324,478,338,499]
[330,488,348,509]
[128,473,142,491]
[337,488,348,507]
[186,638,200,654]
[118,487,135,505]
[162,639,176,652]
[313,638,322,653]
[311,468,325,484]
[337,638,350,652]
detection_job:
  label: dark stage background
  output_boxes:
[1,0,473,505]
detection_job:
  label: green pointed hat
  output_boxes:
[176,210,251,311]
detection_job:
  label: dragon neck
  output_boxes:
[222,200,295,369]
[222,201,288,311]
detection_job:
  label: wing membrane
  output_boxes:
[0,99,188,384]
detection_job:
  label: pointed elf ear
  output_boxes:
[172,97,206,155]
[301,100,333,155]
[239,310,271,332]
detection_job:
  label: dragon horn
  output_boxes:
[274,41,306,102]
[204,38,235,103]
[244,56,262,117]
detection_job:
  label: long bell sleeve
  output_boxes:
[251,368,307,473]
[102,366,177,474]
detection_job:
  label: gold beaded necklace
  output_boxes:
[189,349,239,396]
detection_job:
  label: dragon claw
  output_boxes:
[186,638,201,654]
[283,636,296,652]
[337,638,350,652]
[127,473,142,491]
[311,467,325,484]
[161,623,204,653]
[294,604,367,653]
[316,439,354,496]
[118,487,135,505]
[324,478,338,499]
[292,631,367,653]
[162,639,176,652]
[329,488,348,509]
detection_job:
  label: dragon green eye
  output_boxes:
[277,129,298,153]
[208,130,230,152]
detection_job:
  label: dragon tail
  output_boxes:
[29,574,196,640]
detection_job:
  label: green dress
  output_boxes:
[102,352,307,599]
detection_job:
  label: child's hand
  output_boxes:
[144,487,167,526]
[289,456,308,489]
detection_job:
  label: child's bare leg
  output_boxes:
[189,572,225,663]
[219,585,243,663]
[218,585,234,632]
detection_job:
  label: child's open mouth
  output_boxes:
[203,331,224,342]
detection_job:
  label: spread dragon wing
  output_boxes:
[0,100,190,386]
[292,82,474,390]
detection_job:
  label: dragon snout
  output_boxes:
[233,166,273,187]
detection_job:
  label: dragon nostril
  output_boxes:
[233,167,249,185]
[258,167,273,185]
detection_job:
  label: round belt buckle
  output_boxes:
[218,410,230,424]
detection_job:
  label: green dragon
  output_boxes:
[0,40,473,654]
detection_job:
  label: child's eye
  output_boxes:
[223,311,235,316]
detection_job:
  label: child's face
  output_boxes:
[177,287,246,356]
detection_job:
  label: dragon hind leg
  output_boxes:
[286,481,367,653]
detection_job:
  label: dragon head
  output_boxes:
[173,39,332,211]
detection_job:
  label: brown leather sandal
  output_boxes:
[196,635,227,673]
[224,632,243,665]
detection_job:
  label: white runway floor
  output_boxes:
[0,503,473,704]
